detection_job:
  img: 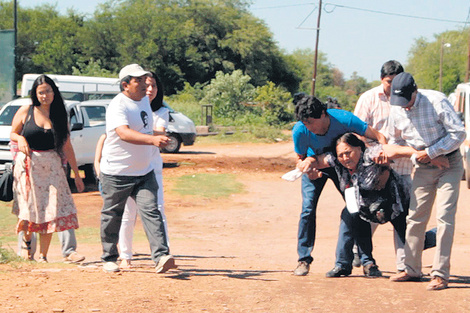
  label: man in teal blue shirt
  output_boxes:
[292,93,386,277]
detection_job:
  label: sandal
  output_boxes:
[119,259,133,269]
[38,256,48,263]
[21,238,34,260]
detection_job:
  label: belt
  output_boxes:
[445,149,459,157]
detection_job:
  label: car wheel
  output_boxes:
[162,133,181,153]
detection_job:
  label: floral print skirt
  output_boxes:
[12,150,79,234]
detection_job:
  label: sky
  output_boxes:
[17,0,470,82]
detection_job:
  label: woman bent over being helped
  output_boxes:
[11,75,84,262]
[311,133,443,277]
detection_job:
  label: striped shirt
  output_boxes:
[355,85,413,175]
[388,89,465,159]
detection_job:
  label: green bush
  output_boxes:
[202,70,255,119]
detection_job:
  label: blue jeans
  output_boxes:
[335,208,375,270]
[298,167,341,263]
[100,170,169,264]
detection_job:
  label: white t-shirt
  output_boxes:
[100,93,155,176]
[152,106,170,175]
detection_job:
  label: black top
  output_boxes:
[22,105,55,151]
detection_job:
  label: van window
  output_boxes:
[0,105,21,126]
[69,108,78,125]
[62,92,84,101]
[80,106,106,127]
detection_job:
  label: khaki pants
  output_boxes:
[404,151,463,280]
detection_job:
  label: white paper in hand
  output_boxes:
[281,168,303,182]
[345,187,359,214]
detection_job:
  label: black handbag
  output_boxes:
[0,163,14,202]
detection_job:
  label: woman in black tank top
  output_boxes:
[10,75,84,262]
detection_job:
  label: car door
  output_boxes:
[69,103,106,167]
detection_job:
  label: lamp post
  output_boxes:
[439,40,451,92]
[14,0,17,98]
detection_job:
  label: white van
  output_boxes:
[452,82,470,188]
[20,74,196,153]
[21,74,120,101]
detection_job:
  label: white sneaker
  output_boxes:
[63,252,85,263]
[155,255,177,273]
[103,261,120,273]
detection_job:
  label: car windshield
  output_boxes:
[0,105,21,126]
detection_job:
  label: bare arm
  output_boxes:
[115,125,169,148]
[296,153,332,180]
[381,144,417,160]
[10,105,31,156]
[364,126,387,145]
[379,144,448,169]
[94,133,106,179]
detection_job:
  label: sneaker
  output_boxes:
[363,263,382,277]
[325,266,351,278]
[293,261,310,276]
[103,261,120,273]
[155,255,177,274]
[426,276,448,291]
[63,251,85,263]
[352,253,361,268]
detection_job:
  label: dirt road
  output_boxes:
[1,141,470,312]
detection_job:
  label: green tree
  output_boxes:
[202,69,255,118]
[254,81,293,126]
[407,29,468,95]
[72,58,115,77]
[85,0,299,94]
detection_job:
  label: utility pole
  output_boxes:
[439,39,444,92]
[14,0,17,97]
[310,0,322,96]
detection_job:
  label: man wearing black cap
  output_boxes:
[388,72,465,291]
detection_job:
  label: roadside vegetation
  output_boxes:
[1,0,468,141]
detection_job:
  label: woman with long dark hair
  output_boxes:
[11,74,84,262]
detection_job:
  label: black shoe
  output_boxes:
[325,266,351,277]
[363,263,382,277]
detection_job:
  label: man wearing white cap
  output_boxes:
[99,64,176,273]
[388,72,465,290]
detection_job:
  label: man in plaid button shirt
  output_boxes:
[388,72,465,291]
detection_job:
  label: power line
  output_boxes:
[252,1,469,24]
[324,3,469,24]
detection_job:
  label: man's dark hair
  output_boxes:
[380,60,404,79]
[294,93,326,121]
[120,75,132,91]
